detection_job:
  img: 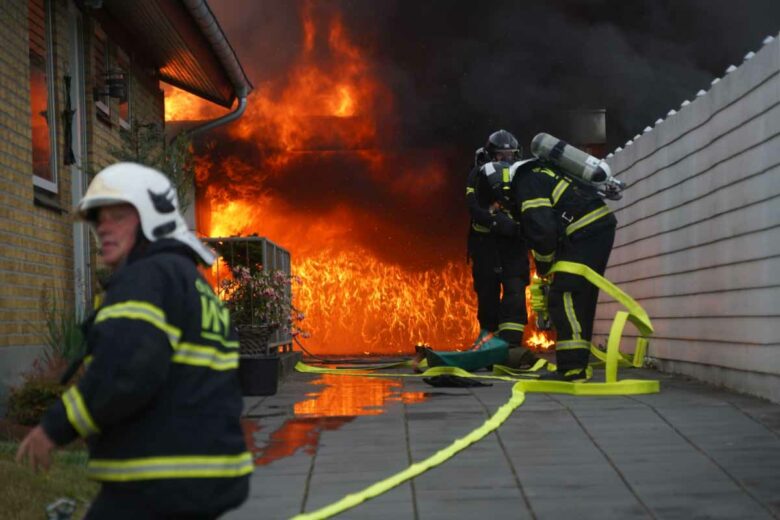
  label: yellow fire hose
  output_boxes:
[290,261,658,519]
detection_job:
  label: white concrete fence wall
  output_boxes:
[595,34,780,403]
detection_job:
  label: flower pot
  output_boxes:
[238,354,279,396]
[236,324,278,356]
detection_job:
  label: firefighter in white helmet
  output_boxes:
[17,163,251,518]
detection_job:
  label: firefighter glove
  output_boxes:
[491,212,519,237]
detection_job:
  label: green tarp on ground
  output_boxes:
[424,342,508,372]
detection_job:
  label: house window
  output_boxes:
[116,47,130,129]
[93,24,110,121]
[29,0,58,192]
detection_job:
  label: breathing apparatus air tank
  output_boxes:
[530,133,626,200]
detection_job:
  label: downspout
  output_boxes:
[176,0,253,233]
[181,0,253,137]
[187,96,247,137]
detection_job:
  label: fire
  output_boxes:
[241,374,427,466]
[169,1,556,356]
[294,374,426,417]
[164,84,227,122]
[202,196,554,355]
[294,250,477,355]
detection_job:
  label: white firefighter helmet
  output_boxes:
[77,162,216,265]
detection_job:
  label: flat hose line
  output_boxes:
[289,261,659,519]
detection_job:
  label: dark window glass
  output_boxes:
[117,48,130,127]
[94,25,110,118]
[29,0,54,184]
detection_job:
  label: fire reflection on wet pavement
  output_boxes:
[241,374,428,466]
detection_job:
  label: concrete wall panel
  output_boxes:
[599,35,780,402]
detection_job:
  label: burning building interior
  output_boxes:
[165,0,780,357]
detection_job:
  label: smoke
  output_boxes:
[214,0,779,147]
[199,0,779,267]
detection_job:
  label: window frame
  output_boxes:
[30,0,59,193]
[93,23,110,122]
[116,46,131,130]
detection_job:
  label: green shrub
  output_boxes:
[41,287,85,364]
[5,376,65,426]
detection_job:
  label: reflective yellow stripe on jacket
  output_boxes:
[62,386,100,437]
[173,342,239,371]
[95,301,182,346]
[200,332,239,349]
[96,301,237,371]
[521,198,552,212]
[565,205,612,236]
[551,179,569,205]
[88,453,254,481]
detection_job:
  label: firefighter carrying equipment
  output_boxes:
[77,162,216,264]
[512,160,617,276]
[530,133,626,200]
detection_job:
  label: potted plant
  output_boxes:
[219,266,305,395]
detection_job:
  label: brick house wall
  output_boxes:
[0,0,164,397]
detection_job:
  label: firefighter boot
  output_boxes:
[505,346,540,369]
[538,367,590,382]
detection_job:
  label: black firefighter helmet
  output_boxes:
[485,130,521,162]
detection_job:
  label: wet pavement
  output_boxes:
[226,363,780,520]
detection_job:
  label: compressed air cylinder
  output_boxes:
[530,133,610,185]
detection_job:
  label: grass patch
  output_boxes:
[0,441,98,519]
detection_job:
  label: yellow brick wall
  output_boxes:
[85,18,165,173]
[0,0,164,352]
[0,0,69,350]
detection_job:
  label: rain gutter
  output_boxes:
[180,0,253,137]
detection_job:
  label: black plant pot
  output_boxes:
[238,355,279,396]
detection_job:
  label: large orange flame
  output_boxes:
[167,1,555,356]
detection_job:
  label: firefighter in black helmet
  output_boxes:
[465,130,535,366]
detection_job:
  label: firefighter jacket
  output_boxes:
[41,239,250,514]
[466,163,520,237]
[512,161,617,275]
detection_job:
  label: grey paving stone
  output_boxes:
[643,489,775,520]
[246,473,309,498]
[531,498,650,520]
[413,466,518,491]
[232,368,780,519]
[416,487,532,520]
[224,496,303,520]
[303,478,413,511]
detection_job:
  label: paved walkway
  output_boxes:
[226,365,780,520]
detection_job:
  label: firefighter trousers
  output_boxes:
[548,224,616,372]
[468,232,529,346]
